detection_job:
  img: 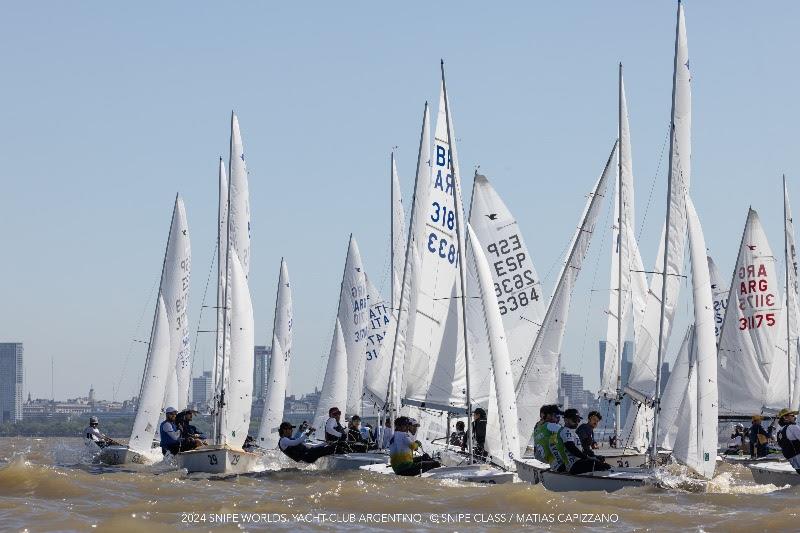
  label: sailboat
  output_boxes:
[514,141,618,485]
[254,259,293,449]
[176,113,259,474]
[535,0,701,491]
[596,62,650,468]
[100,195,191,465]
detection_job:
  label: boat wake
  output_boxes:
[654,463,786,494]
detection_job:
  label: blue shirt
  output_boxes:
[160,420,181,452]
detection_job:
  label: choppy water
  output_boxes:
[1,437,798,532]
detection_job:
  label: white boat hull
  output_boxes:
[317,452,388,471]
[176,445,259,475]
[748,462,800,486]
[721,453,785,467]
[422,464,514,484]
[98,445,151,465]
[514,458,550,485]
[540,468,654,492]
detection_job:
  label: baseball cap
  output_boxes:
[165,407,178,415]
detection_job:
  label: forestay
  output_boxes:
[717,209,781,415]
[515,142,616,452]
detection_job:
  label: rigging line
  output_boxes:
[112,274,159,401]
[190,241,220,374]
[637,123,671,241]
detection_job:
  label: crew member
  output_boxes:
[552,409,610,475]
[749,415,773,458]
[160,407,182,456]
[176,409,206,451]
[449,421,466,447]
[380,418,394,449]
[533,405,562,464]
[776,408,800,474]
[389,417,440,476]
[576,410,602,456]
[345,415,369,452]
[463,407,487,458]
[725,424,746,455]
[325,407,346,443]
[84,416,114,448]
[278,422,335,463]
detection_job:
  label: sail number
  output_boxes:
[427,232,458,266]
[739,313,775,330]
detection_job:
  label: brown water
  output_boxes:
[1,437,797,532]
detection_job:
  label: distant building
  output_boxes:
[0,343,24,422]
[253,345,271,400]
[192,371,213,409]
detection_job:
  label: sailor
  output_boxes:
[389,417,440,476]
[380,418,394,449]
[361,423,374,443]
[725,424,746,455]
[749,415,773,458]
[84,416,114,448]
[775,408,800,474]
[243,435,259,452]
[533,404,562,464]
[277,421,335,463]
[449,421,466,447]
[324,407,346,443]
[464,407,487,458]
[345,415,369,452]
[575,410,602,455]
[552,409,610,475]
[176,409,206,451]
[159,407,182,456]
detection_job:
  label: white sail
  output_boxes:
[403,82,467,412]
[313,320,348,434]
[129,295,171,454]
[391,153,406,308]
[515,143,616,453]
[717,209,782,415]
[657,326,694,451]
[622,2,692,448]
[674,197,717,479]
[160,195,191,411]
[786,179,800,410]
[228,112,251,277]
[219,253,254,448]
[469,173,545,383]
[336,236,369,416]
[467,224,520,470]
[600,68,648,400]
[708,255,728,343]
[214,158,229,403]
[256,259,293,445]
[362,276,392,410]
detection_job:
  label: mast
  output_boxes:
[383,102,428,424]
[651,1,682,463]
[137,194,178,409]
[615,62,624,442]
[441,59,473,462]
[212,157,224,439]
[785,175,792,401]
[215,113,236,445]
[390,151,396,313]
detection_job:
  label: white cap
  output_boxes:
[165,407,178,414]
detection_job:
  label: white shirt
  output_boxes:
[325,417,344,438]
[85,426,104,443]
[381,427,394,449]
[279,432,309,451]
[558,426,581,469]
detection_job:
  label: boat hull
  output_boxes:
[540,468,653,492]
[98,445,150,465]
[721,453,785,467]
[748,462,800,486]
[514,458,550,485]
[176,445,259,474]
[317,452,388,471]
[422,464,514,484]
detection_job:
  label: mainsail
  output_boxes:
[362,276,392,411]
[515,142,616,450]
[785,178,800,410]
[708,255,728,343]
[214,158,229,403]
[469,173,545,383]
[256,259,293,445]
[391,152,406,308]
[717,209,781,415]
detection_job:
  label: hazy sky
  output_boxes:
[3,2,800,401]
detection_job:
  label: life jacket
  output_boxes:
[325,418,344,442]
[533,422,558,464]
[777,424,800,460]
